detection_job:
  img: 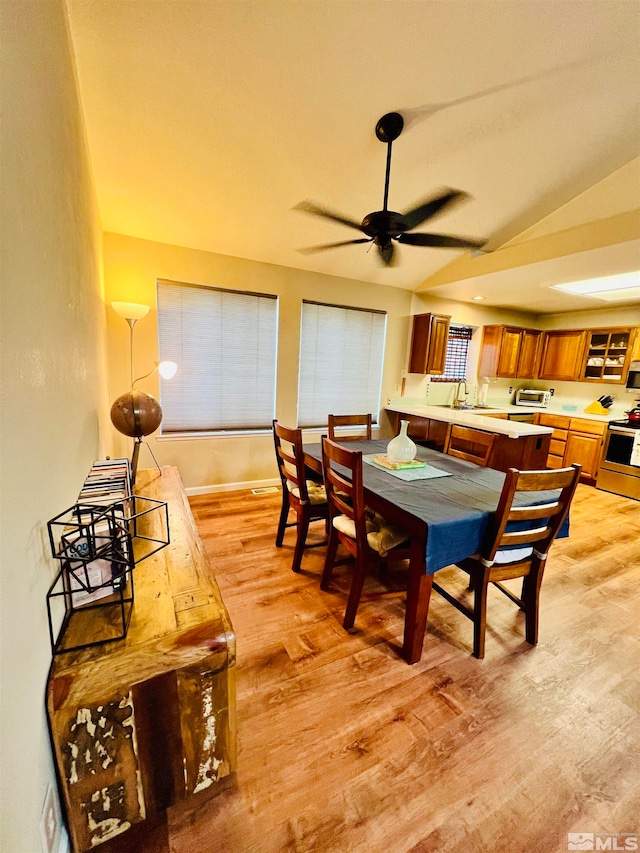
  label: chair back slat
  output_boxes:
[321,437,368,540]
[273,420,309,502]
[483,465,581,564]
[444,425,496,467]
[328,413,373,442]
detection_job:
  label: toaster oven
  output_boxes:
[515,389,551,407]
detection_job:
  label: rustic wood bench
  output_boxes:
[46,466,235,851]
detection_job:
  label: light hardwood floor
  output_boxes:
[101,483,640,853]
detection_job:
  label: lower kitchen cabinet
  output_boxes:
[388,411,550,471]
[536,413,606,483]
[402,414,448,448]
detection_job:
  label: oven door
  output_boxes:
[601,427,636,474]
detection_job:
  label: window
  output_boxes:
[297,300,386,428]
[438,324,472,381]
[157,280,278,433]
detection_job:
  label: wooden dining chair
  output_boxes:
[431,463,581,658]
[272,420,328,573]
[444,424,496,467]
[321,436,411,630]
[327,413,373,442]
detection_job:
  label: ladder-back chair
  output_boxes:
[432,464,581,658]
[321,436,410,630]
[327,413,373,442]
[273,420,328,573]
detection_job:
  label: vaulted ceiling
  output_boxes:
[67,0,640,313]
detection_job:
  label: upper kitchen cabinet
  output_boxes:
[581,327,637,384]
[477,325,542,379]
[537,329,588,381]
[408,312,450,375]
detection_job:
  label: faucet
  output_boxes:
[452,380,468,409]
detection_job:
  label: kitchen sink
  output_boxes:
[432,405,498,411]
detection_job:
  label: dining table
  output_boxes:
[304,439,568,664]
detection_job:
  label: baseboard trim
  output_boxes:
[185,477,281,497]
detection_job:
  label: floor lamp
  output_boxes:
[110,302,177,483]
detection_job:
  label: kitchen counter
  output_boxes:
[477,403,613,423]
[386,403,553,438]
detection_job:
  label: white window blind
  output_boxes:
[157,281,278,432]
[297,301,386,429]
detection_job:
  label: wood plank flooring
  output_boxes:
[99,484,640,853]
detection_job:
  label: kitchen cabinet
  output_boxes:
[537,329,588,381]
[401,414,448,449]
[536,413,606,483]
[581,327,636,384]
[408,312,450,375]
[477,325,542,379]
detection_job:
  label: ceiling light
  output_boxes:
[550,271,640,302]
[472,295,486,301]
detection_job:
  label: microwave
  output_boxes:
[515,389,551,407]
[626,360,640,392]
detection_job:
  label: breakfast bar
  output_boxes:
[386,403,553,471]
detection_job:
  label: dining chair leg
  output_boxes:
[343,552,369,630]
[472,568,491,659]
[320,527,340,590]
[522,561,545,646]
[275,491,289,547]
[291,510,310,573]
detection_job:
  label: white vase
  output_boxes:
[387,420,417,463]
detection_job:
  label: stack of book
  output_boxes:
[373,455,427,471]
[78,458,131,506]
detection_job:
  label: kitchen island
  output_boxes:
[386,403,553,472]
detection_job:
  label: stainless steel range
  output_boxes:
[596,419,640,500]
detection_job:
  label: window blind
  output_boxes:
[297,301,386,429]
[157,281,278,432]
[438,324,472,382]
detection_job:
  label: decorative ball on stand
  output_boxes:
[110,390,163,438]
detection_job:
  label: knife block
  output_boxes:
[583,401,610,415]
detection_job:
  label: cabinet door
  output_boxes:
[582,327,634,384]
[517,330,542,378]
[408,313,450,374]
[564,431,603,480]
[538,330,587,381]
[496,328,522,377]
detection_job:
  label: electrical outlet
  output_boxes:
[508,386,513,394]
[550,388,555,396]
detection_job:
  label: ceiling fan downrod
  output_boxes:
[375,112,404,213]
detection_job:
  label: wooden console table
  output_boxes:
[46,467,236,852]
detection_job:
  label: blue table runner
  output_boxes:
[305,440,569,575]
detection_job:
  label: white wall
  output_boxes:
[0,2,108,851]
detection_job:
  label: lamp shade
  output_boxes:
[110,390,162,438]
[158,360,178,380]
[112,302,150,322]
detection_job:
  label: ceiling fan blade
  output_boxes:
[378,242,396,266]
[398,232,485,250]
[294,201,364,231]
[401,189,468,231]
[297,238,372,254]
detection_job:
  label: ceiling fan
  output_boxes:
[295,112,485,266]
